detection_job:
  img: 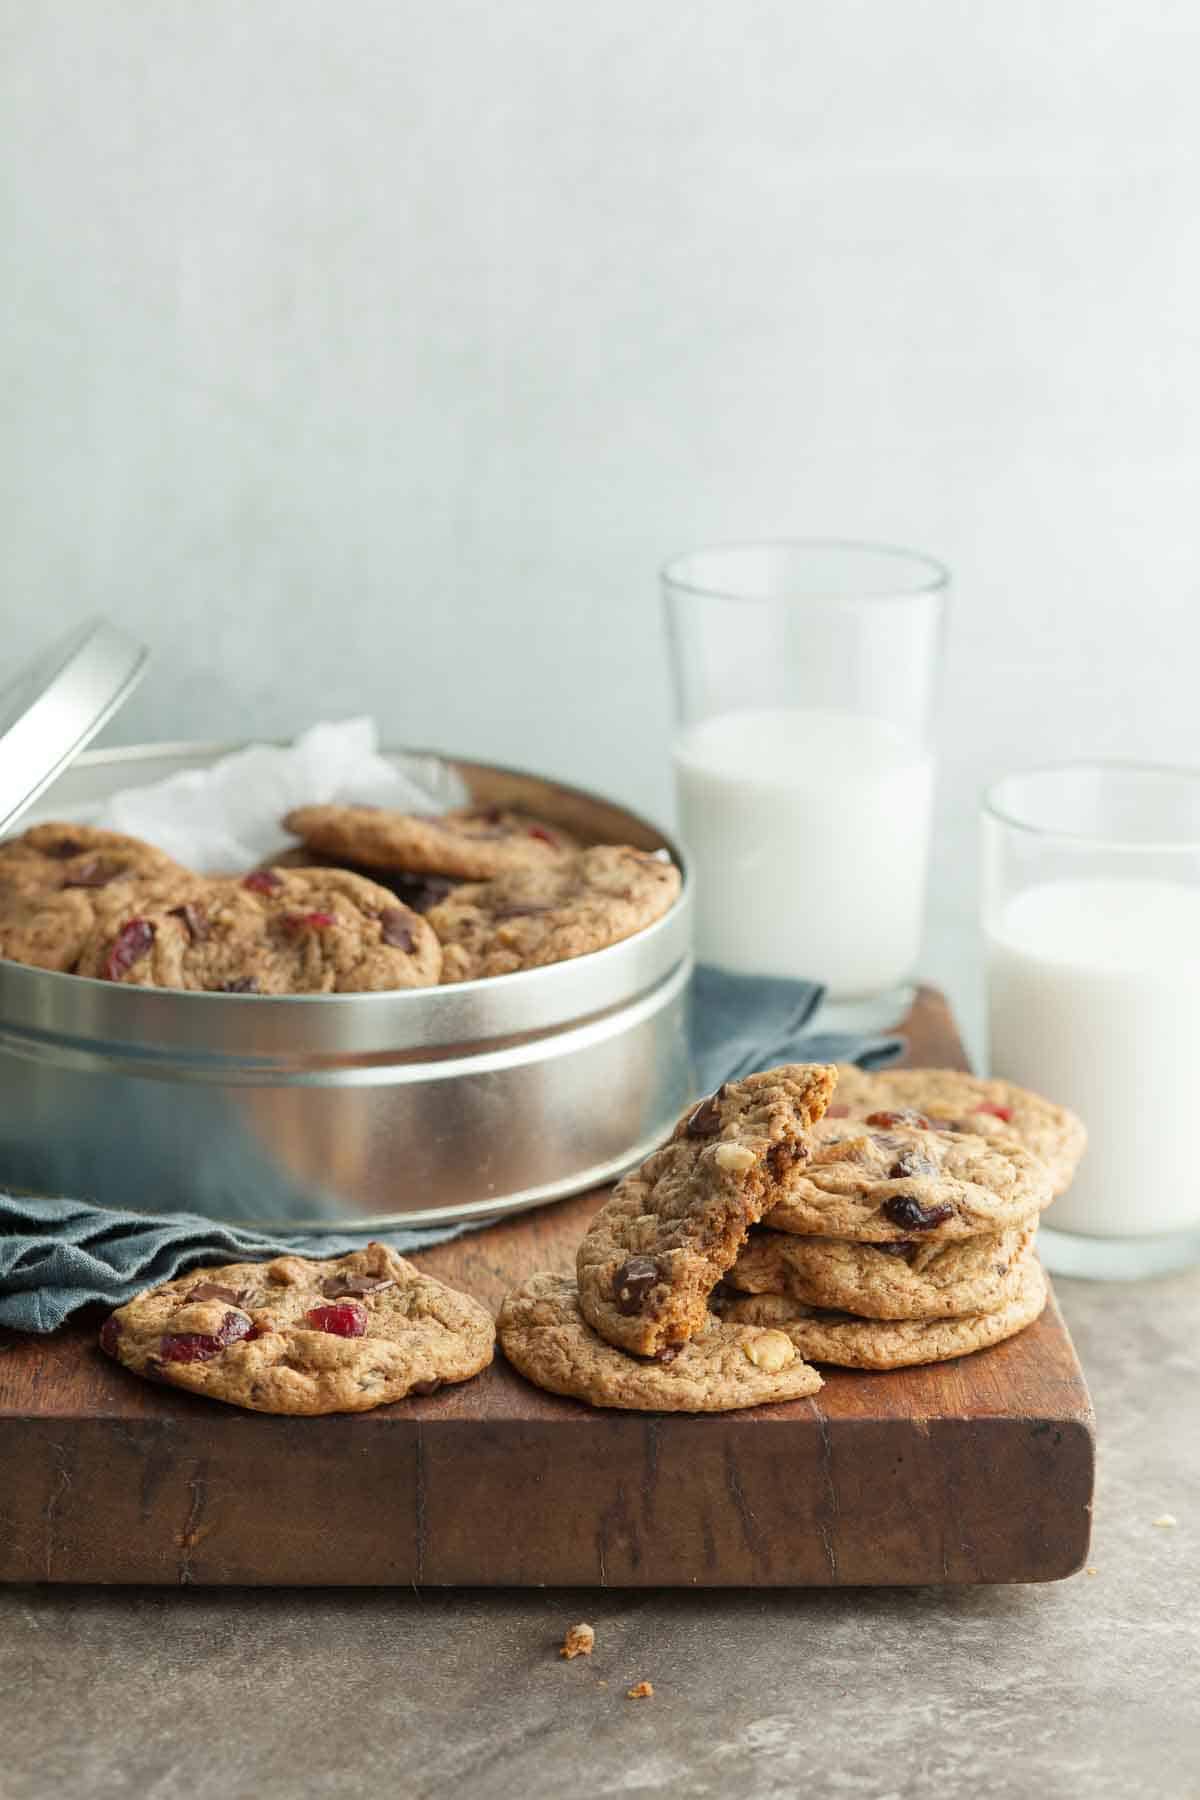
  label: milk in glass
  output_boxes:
[987,876,1200,1236]
[673,706,933,996]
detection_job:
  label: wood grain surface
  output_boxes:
[0,987,1095,1587]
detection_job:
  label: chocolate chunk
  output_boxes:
[766,1139,809,1181]
[45,837,86,859]
[379,908,416,951]
[872,1240,916,1258]
[882,1195,955,1231]
[489,903,557,921]
[321,1275,397,1299]
[186,1282,246,1306]
[409,1378,442,1396]
[685,1089,725,1137]
[612,1255,660,1314]
[168,902,209,943]
[388,872,456,914]
[219,976,259,994]
[888,1148,939,1180]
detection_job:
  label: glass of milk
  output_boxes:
[984,762,1200,1279]
[663,540,947,1025]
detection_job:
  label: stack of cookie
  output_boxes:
[499,1062,1084,1412]
[0,803,681,994]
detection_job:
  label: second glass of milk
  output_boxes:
[663,541,947,1022]
[984,762,1200,1279]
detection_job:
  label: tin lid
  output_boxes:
[0,618,149,837]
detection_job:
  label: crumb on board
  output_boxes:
[627,1681,654,1700]
[560,1622,595,1659]
[1085,1566,1098,1577]
[1152,1514,1178,1529]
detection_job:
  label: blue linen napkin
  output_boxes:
[0,967,902,1331]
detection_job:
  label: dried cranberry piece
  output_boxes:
[613,1256,660,1314]
[974,1102,1014,1123]
[321,1274,396,1299]
[168,903,209,943]
[379,908,416,951]
[653,1344,681,1365]
[219,976,259,994]
[825,1103,851,1119]
[105,918,154,981]
[527,826,557,846]
[686,1088,726,1137]
[244,1322,273,1341]
[159,1309,252,1363]
[882,1195,955,1231]
[186,1282,245,1306]
[866,1108,933,1131]
[888,1148,939,1180]
[284,910,335,930]
[98,1315,121,1356]
[305,1300,368,1337]
[63,857,126,889]
[243,869,283,894]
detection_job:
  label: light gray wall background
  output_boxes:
[4,1,1199,1039]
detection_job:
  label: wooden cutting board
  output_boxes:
[0,988,1094,1587]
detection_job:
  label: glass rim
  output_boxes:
[659,537,950,604]
[983,757,1200,854]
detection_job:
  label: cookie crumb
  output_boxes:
[1084,1566,1098,1577]
[627,1681,654,1700]
[1152,1513,1178,1529]
[560,1622,595,1659]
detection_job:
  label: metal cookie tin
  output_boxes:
[0,744,693,1228]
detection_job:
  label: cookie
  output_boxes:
[76,867,441,993]
[283,802,580,882]
[0,822,182,895]
[99,1241,495,1413]
[716,1251,1047,1369]
[576,1064,837,1357]
[259,846,459,914]
[498,1272,822,1413]
[428,845,682,982]
[762,1117,1053,1241]
[727,1223,1036,1321]
[826,1065,1086,1196]
[0,885,100,972]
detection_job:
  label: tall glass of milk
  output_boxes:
[662,541,948,1024]
[984,762,1200,1279]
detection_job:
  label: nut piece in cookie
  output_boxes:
[428,845,682,982]
[576,1064,836,1358]
[728,1223,1037,1321]
[716,1251,1047,1369]
[762,1116,1054,1242]
[76,868,441,993]
[99,1241,495,1413]
[826,1064,1086,1196]
[498,1272,822,1413]
[283,802,580,882]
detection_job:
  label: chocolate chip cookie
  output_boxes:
[498,1273,822,1412]
[576,1064,837,1358]
[716,1251,1047,1369]
[283,802,579,882]
[428,845,682,982]
[826,1065,1086,1196]
[259,846,459,914]
[0,822,183,894]
[100,1241,495,1413]
[76,867,441,992]
[728,1223,1036,1321]
[762,1118,1053,1241]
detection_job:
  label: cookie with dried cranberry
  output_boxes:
[99,1241,495,1413]
[728,1222,1036,1321]
[576,1064,836,1358]
[762,1117,1053,1241]
[715,1251,1047,1369]
[826,1065,1086,1196]
[283,802,580,882]
[0,821,184,895]
[258,846,460,914]
[76,867,441,992]
[428,845,681,982]
[498,1272,821,1413]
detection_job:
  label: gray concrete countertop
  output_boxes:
[2,1265,1196,1799]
